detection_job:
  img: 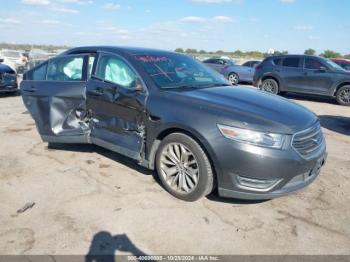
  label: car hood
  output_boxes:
[334,69,350,76]
[168,86,318,134]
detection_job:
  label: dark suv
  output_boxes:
[253,55,350,106]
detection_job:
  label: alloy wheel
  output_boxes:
[228,73,238,85]
[159,143,199,194]
[339,88,350,104]
[262,79,278,94]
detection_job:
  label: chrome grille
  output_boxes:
[292,122,325,158]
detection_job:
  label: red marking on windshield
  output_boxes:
[135,55,169,62]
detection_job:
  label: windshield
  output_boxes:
[321,57,345,71]
[1,51,21,58]
[134,53,229,89]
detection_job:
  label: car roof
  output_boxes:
[62,46,179,56]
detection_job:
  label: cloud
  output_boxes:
[191,0,240,3]
[58,0,93,4]
[41,19,60,24]
[294,25,313,31]
[280,0,295,3]
[213,16,234,22]
[0,18,22,24]
[307,35,320,40]
[180,16,234,23]
[21,0,50,5]
[180,16,207,23]
[50,7,80,13]
[102,3,121,10]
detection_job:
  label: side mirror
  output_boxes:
[133,78,144,92]
[319,66,327,72]
[0,58,4,63]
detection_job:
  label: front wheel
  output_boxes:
[261,78,279,94]
[228,73,239,85]
[156,133,214,201]
[336,85,350,106]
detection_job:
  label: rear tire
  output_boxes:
[155,133,214,201]
[336,85,350,106]
[261,78,279,94]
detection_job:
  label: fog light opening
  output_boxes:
[237,175,282,192]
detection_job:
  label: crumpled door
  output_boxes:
[21,55,90,143]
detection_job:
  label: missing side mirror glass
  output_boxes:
[319,66,327,72]
[134,78,143,92]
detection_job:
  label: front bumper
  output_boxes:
[212,134,327,200]
[0,84,18,93]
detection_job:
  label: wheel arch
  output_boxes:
[333,82,350,96]
[147,126,220,187]
[261,75,280,86]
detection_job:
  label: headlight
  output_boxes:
[217,124,286,149]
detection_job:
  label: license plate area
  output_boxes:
[307,153,327,179]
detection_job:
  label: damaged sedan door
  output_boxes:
[21,54,91,143]
[86,52,147,161]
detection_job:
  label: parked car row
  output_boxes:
[21,46,327,201]
[253,55,350,106]
[201,54,350,106]
[0,49,27,73]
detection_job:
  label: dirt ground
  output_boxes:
[0,90,349,256]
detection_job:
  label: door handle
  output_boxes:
[23,88,37,93]
[89,89,103,96]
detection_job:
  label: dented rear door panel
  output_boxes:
[22,81,90,143]
[21,55,90,143]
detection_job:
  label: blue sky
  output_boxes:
[0,0,349,54]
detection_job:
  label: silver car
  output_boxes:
[203,58,260,85]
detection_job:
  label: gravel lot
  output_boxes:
[0,89,349,255]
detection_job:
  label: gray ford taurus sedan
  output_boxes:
[21,46,327,201]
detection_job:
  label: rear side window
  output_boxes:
[47,55,84,81]
[282,57,301,68]
[203,59,214,64]
[272,58,282,66]
[26,62,47,80]
[96,55,136,89]
[304,58,324,70]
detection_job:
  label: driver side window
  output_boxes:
[96,55,137,89]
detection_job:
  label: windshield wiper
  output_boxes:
[196,83,230,88]
[161,83,229,90]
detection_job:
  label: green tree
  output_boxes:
[246,51,264,58]
[199,50,206,54]
[233,50,244,57]
[174,48,184,53]
[320,50,341,58]
[304,48,316,55]
[185,48,197,54]
[343,54,350,59]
